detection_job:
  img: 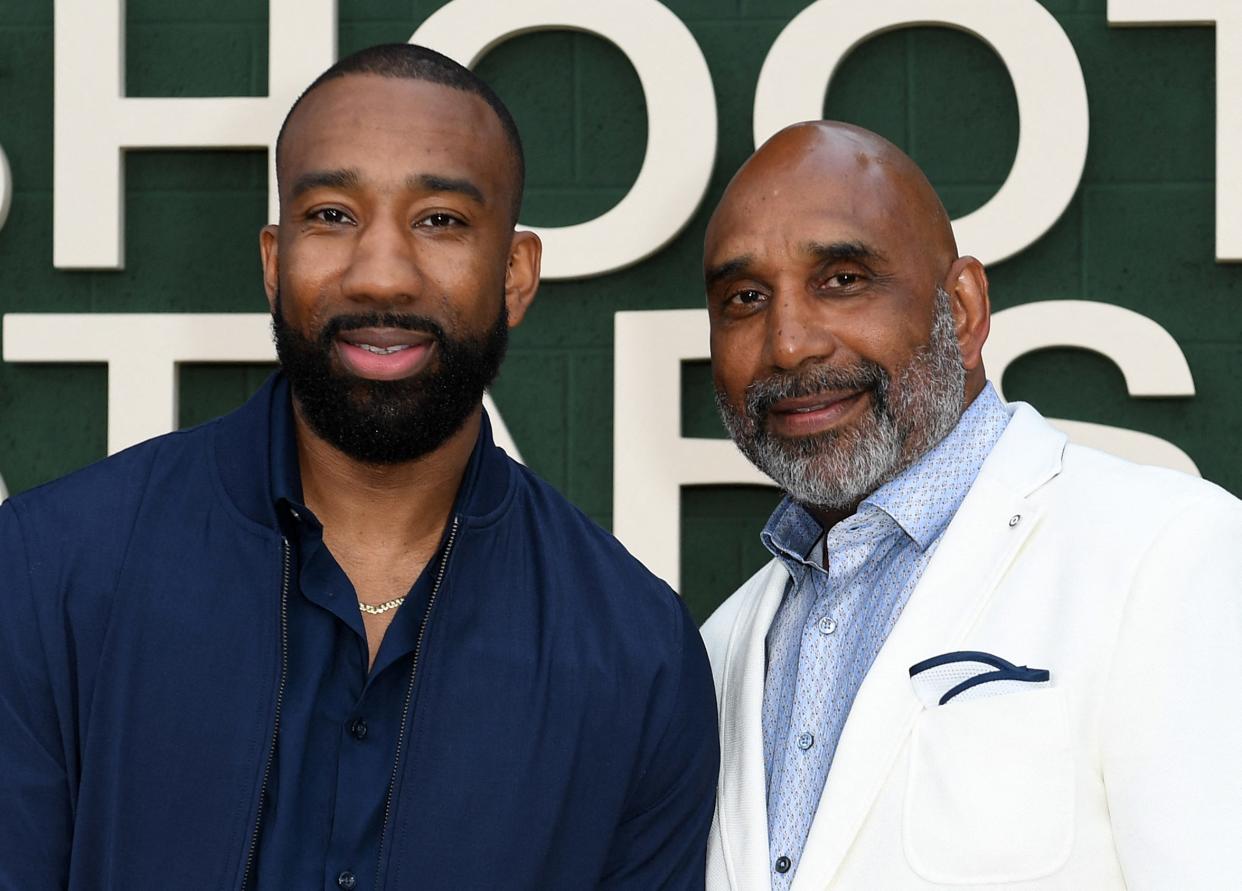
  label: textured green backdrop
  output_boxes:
[0,0,1238,622]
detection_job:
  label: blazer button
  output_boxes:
[337,871,357,890]
[775,856,792,874]
[349,718,368,740]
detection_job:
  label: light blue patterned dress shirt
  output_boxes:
[760,384,1011,886]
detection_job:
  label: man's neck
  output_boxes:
[293,403,481,549]
[806,503,856,533]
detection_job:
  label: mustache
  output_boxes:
[320,312,447,345]
[745,360,888,419]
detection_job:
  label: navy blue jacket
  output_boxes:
[0,375,718,890]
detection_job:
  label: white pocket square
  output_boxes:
[909,650,1051,708]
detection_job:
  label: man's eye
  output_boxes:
[417,213,462,228]
[728,289,765,306]
[311,207,352,225]
[826,272,862,288]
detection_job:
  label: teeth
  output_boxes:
[355,343,411,355]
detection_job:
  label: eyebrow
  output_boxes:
[806,240,887,265]
[290,168,360,200]
[408,173,486,206]
[288,169,487,207]
[704,254,754,289]
[705,240,888,288]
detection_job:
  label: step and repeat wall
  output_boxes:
[1,0,1239,621]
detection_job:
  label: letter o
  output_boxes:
[412,0,717,280]
[753,0,1089,266]
[0,144,11,232]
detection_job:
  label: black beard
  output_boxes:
[272,294,509,465]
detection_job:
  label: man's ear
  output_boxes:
[943,255,991,376]
[503,230,541,328]
[259,224,280,312]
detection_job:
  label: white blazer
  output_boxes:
[701,402,1242,890]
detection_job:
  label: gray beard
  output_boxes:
[715,287,966,511]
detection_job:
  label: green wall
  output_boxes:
[0,0,1238,622]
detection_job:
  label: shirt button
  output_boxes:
[348,718,368,741]
[337,871,357,890]
[818,616,837,635]
[797,731,815,750]
[775,855,792,874]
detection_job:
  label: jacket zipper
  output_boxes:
[240,536,292,890]
[374,515,460,890]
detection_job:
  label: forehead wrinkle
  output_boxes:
[804,240,887,265]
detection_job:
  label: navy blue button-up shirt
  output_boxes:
[253,395,446,890]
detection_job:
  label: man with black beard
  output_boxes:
[700,122,1242,890]
[0,45,717,890]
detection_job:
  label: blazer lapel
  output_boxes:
[791,403,1066,891]
[715,560,789,891]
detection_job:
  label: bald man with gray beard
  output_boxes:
[700,121,1242,890]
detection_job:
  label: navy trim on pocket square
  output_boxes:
[910,650,1051,706]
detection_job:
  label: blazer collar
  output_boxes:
[714,401,1067,891]
[714,559,789,891]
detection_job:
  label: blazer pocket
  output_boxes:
[903,686,1075,885]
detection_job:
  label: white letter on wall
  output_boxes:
[984,300,1199,474]
[613,310,772,591]
[412,0,716,280]
[615,304,1197,591]
[53,0,336,269]
[3,315,277,454]
[0,142,11,232]
[1,314,525,463]
[1109,0,1242,262]
[753,0,1089,267]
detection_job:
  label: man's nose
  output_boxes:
[762,288,837,371]
[339,217,423,306]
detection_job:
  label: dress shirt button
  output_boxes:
[817,616,837,635]
[797,731,815,750]
[337,870,357,890]
[348,718,368,741]
[775,855,792,874]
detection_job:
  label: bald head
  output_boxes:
[707,121,957,275]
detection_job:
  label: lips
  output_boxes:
[767,389,868,437]
[335,327,436,381]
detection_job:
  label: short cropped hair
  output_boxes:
[275,43,525,224]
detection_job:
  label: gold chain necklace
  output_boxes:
[358,596,405,615]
